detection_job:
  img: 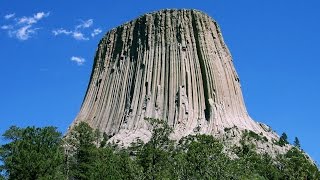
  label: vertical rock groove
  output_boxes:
[191,11,210,121]
[71,9,277,144]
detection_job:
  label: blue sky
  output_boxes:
[0,1,319,164]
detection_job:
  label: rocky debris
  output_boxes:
[71,9,284,154]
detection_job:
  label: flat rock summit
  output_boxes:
[71,9,281,147]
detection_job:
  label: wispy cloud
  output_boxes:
[52,28,72,36]
[14,25,38,40]
[52,19,101,41]
[1,12,50,40]
[4,13,15,20]
[72,32,89,40]
[71,56,85,66]
[17,12,49,25]
[52,28,89,40]
[76,19,93,29]
[91,28,102,37]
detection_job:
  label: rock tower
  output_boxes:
[71,9,278,145]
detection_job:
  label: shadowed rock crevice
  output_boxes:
[191,11,211,121]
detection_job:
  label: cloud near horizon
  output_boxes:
[71,56,85,66]
[1,12,50,40]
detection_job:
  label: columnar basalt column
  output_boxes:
[71,9,277,144]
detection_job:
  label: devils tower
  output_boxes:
[71,9,279,146]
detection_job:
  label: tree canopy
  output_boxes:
[0,126,64,180]
[1,120,319,179]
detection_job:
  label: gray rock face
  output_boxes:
[71,9,278,145]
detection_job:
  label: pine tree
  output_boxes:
[0,126,64,179]
[294,137,301,149]
[2,122,319,179]
[136,118,175,179]
[67,122,97,180]
[278,132,289,146]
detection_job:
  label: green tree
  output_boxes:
[176,134,230,179]
[136,118,175,179]
[66,122,98,180]
[2,121,319,179]
[294,137,301,149]
[89,146,143,180]
[99,132,109,148]
[278,147,320,179]
[226,132,284,179]
[0,126,64,180]
[278,132,289,146]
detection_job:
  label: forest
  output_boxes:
[0,119,319,180]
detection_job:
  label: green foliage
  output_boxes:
[136,118,175,179]
[242,130,268,142]
[66,122,143,180]
[99,132,109,148]
[277,132,289,146]
[277,147,320,179]
[294,137,301,149]
[89,147,143,180]
[0,126,64,180]
[65,122,98,180]
[231,145,282,179]
[174,134,230,179]
[1,121,319,179]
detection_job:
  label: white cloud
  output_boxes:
[4,13,15,20]
[34,12,50,20]
[1,11,49,40]
[52,28,72,36]
[91,28,102,37]
[18,17,36,25]
[52,28,90,41]
[71,56,85,65]
[52,19,99,41]
[72,31,89,40]
[76,19,93,29]
[15,25,37,40]
[53,28,89,40]
[17,12,50,25]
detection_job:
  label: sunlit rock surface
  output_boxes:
[71,9,281,149]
